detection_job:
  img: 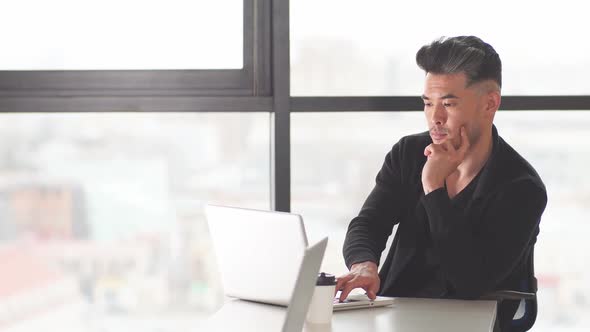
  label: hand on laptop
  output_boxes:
[335,261,380,303]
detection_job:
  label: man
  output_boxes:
[336,36,547,331]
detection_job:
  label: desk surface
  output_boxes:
[201,297,497,332]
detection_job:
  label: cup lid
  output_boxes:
[316,272,336,286]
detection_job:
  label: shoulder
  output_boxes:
[383,131,431,179]
[495,135,546,195]
[391,131,432,157]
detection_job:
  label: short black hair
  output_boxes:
[416,36,502,89]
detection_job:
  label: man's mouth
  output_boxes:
[430,131,448,141]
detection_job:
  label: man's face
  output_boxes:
[422,72,489,149]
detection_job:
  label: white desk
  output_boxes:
[201,297,497,332]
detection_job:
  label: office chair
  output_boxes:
[482,246,538,332]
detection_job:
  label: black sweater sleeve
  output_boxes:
[343,142,406,269]
[421,181,547,298]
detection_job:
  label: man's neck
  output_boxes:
[457,127,494,180]
[445,128,493,198]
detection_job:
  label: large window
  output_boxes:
[0,113,270,331]
[0,0,270,102]
[0,0,243,70]
[291,0,590,95]
[0,1,276,329]
[2,0,590,331]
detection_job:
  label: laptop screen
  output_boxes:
[206,204,309,306]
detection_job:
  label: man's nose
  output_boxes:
[430,104,446,125]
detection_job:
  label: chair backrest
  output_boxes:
[510,246,537,332]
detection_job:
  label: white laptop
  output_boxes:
[202,238,329,332]
[205,204,394,311]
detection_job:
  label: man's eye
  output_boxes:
[424,103,432,107]
[443,103,454,107]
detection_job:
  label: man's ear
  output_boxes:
[485,90,501,119]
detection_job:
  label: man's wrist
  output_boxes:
[351,261,378,272]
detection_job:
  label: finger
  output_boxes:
[441,139,454,152]
[424,144,433,157]
[369,280,380,297]
[426,143,444,156]
[427,144,445,158]
[338,279,359,302]
[365,278,380,300]
[334,274,354,295]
